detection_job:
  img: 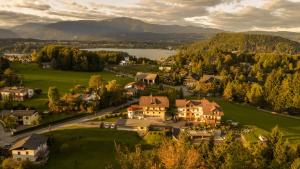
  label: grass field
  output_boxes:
[11,63,133,110]
[43,128,143,169]
[214,99,300,144]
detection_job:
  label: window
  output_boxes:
[26,151,29,155]
[18,152,21,155]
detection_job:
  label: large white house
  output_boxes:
[10,134,49,162]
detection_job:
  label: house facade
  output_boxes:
[10,134,49,162]
[124,82,145,97]
[0,87,34,101]
[176,99,224,126]
[0,110,40,126]
[135,72,158,85]
[183,74,199,88]
[139,95,169,120]
[127,95,169,120]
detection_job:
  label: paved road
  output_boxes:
[0,99,138,147]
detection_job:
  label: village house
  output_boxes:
[175,99,224,126]
[0,87,34,101]
[124,82,145,97]
[119,57,131,66]
[183,74,199,88]
[40,62,52,69]
[128,95,169,120]
[0,110,40,126]
[127,104,144,119]
[10,134,49,162]
[135,72,158,85]
[159,66,172,72]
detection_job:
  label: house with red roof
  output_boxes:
[127,95,169,120]
[175,99,224,126]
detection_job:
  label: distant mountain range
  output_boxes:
[0,29,19,39]
[9,17,222,41]
[0,17,299,42]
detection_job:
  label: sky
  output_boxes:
[0,0,299,32]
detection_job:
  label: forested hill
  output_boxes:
[206,33,300,54]
[167,33,300,114]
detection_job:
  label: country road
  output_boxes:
[0,99,138,147]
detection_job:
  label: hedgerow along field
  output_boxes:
[11,63,133,110]
[43,128,143,169]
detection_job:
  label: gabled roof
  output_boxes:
[176,99,202,107]
[136,72,158,80]
[175,99,223,116]
[140,95,169,108]
[10,134,48,150]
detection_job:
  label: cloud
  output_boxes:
[185,0,300,31]
[0,11,59,27]
[0,0,299,32]
[15,0,51,11]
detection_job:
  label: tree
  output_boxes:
[246,83,264,105]
[89,75,103,89]
[223,82,234,101]
[48,87,60,103]
[48,87,60,112]
[1,158,17,169]
[105,80,118,92]
[291,158,300,169]
[31,50,39,62]
[178,87,184,99]
[2,115,17,129]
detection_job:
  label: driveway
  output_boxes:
[0,123,12,147]
[0,99,138,147]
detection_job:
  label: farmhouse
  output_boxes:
[0,110,40,126]
[159,66,172,72]
[183,74,199,88]
[10,134,49,162]
[128,95,169,120]
[124,82,145,97]
[176,99,224,126]
[0,87,34,101]
[135,72,158,85]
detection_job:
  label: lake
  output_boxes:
[83,48,177,60]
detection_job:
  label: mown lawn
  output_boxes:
[215,99,300,144]
[43,128,143,169]
[11,63,133,111]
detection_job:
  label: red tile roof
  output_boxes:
[140,95,169,108]
[176,99,223,115]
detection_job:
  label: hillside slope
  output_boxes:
[207,33,300,54]
[0,29,19,39]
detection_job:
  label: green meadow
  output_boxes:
[11,63,133,110]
